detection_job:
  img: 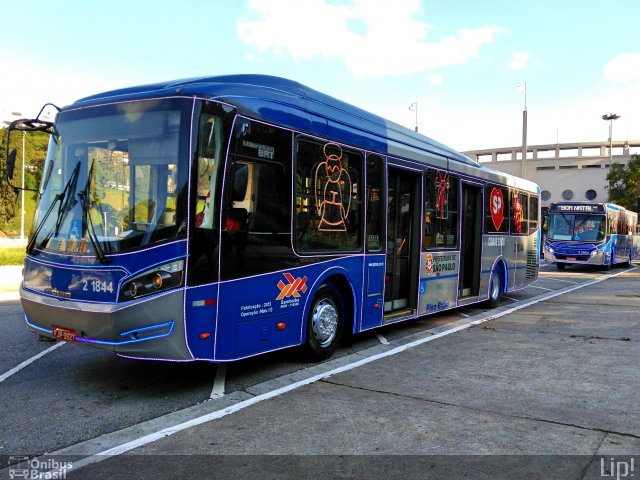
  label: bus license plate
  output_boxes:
[566,257,576,261]
[52,326,76,342]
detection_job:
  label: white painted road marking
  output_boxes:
[210,364,227,399]
[0,341,65,384]
[529,285,553,291]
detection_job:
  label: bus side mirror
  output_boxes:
[6,148,17,181]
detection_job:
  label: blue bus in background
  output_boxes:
[544,202,637,270]
[5,75,540,362]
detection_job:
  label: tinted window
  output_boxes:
[366,155,385,252]
[484,185,509,234]
[510,190,529,235]
[295,139,363,252]
[424,170,458,249]
[529,195,539,231]
[188,101,235,286]
[220,119,295,280]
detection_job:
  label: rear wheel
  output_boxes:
[303,286,344,361]
[485,268,503,309]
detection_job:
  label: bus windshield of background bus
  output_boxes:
[31,99,190,255]
[547,213,606,242]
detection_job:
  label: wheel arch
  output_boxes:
[302,268,357,340]
[490,257,508,295]
[322,273,357,335]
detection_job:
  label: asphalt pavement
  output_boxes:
[2,263,638,479]
[55,264,639,479]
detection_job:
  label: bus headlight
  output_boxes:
[545,246,554,254]
[120,259,185,301]
[591,248,604,257]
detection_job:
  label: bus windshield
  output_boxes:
[30,98,191,256]
[547,213,606,242]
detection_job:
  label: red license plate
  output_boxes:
[52,325,76,342]
[566,257,576,261]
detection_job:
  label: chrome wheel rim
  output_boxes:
[311,298,338,347]
[489,272,500,301]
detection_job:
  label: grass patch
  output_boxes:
[3,193,36,238]
[0,247,26,266]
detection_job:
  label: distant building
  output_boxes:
[464,140,640,211]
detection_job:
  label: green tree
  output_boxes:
[0,128,18,225]
[606,155,640,211]
[0,127,50,230]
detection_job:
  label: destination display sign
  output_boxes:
[548,203,605,214]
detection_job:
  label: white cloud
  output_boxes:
[508,53,528,71]
[604,53,640,83]
[237,0,499,78]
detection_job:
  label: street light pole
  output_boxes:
[21,131,25,241]
[518,83,528,179]
[409,102,418,132]
[602,113,620,201]
[602,113,620,163]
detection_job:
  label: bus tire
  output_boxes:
[556,263,566,270]
[485,268,503,309]
[303,286,344,362]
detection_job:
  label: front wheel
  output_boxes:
[303,286,344,361]
[556,262,566,270]
[485,268,503,309]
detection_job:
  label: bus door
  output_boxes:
[459,183,483,299]
[384,168,421,321]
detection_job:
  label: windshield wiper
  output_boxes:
[77,159,110,264]
[27,161,81,255]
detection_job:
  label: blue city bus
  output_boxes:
[544,202,637,270]
[5,75,540,362]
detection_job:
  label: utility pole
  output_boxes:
[20,131,25,240]
[518,83,527,179]
[602,113,620,201]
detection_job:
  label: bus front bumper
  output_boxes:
[545,251,607,266]
[20,287,193,361]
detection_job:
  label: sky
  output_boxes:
[1,0,639,152]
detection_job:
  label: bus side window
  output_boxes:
[366,154,384,252]
[295,138,363,252]
[423,170,458,249]
[529,195,539,232]
[510,190,529,235]
[484,184,510,234]
[608,211,617,235]
[220,119,294,280]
